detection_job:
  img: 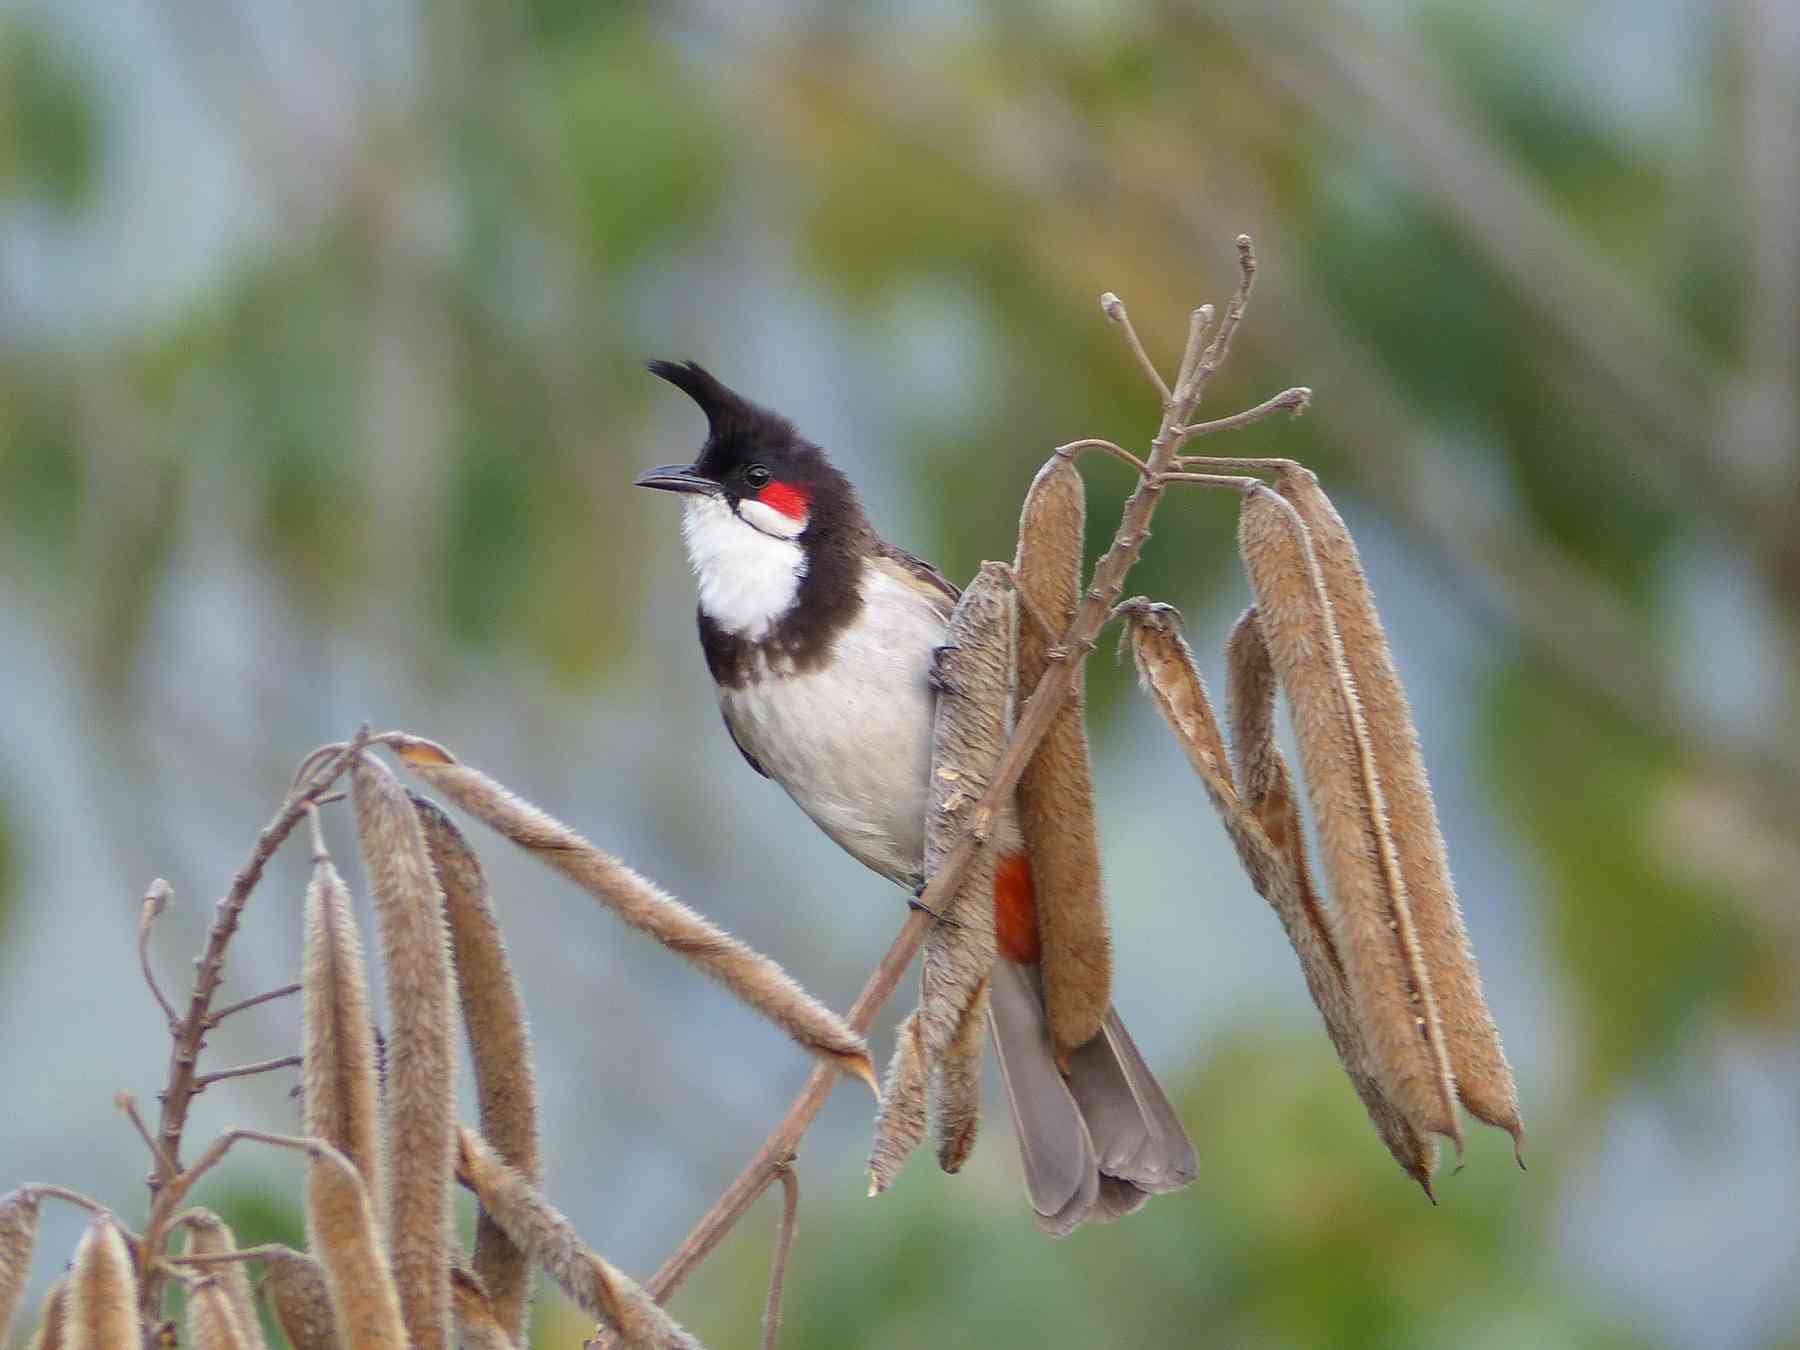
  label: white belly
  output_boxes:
[720,569,945,888]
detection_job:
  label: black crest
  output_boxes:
[646,360,792,445]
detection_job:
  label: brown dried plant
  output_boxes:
[389,736,878,1093]
[352,751,459,1350]
[867,564,1011,1190]
[177,1213,265,1350]
[299,809,383,1216]
[0,237,1521,1350]
[1013,455,1113,1058]
[412,792,543,1343]
[0,1187,38,1343]
[259,1250,336,1350]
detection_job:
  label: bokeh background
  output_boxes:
[4,0,1798,1345]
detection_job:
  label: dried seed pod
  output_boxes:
[1012,456,1112,1056]
[412,793,541,1342]
[1276,464,1521,1148]
[187,1276,252,1350]
[0,1187,39,1342]
[25,1274,66,1350]
[301,840,384,1214]
[1222,607,1439,1195]
[935,976,989,1173]
[1226,609,1337,964]
[915,564,1006,1100]
[351,752,456,1350]
[448,1267,514,1350]
[868,1012,929,1194]
[262,1250,338,1350]
[390,739,875,1094]
[65,1220,137,1350]
[181,1213,266,1350]
[303,1139,407,1350]
[1237,485,1460,1151]
[456,1129,699,1350]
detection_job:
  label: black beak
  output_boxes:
[633,464,717,496]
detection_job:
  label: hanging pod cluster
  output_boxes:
[1,730,897,1349]
[1127,463,1521,1194]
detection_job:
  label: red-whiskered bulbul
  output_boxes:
[637,361,1197,1233]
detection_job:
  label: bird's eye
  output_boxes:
[743,464,773,489]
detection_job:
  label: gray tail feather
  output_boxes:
[988,960,1197,1236]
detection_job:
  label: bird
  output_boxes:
[636,360,1197,1234]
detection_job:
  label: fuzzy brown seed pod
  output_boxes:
[261,1250,338,1350]
[934,976,989,1174]
[0,1187,38,1343]
[1226,609,1337,965]
[65,1219,138,1350]
[1275,464,1522,1148]
[25,1275,65,1350]
[389,738,874,1094]
[303,1139,407,1350]
[351,752,457,1350]
[1222,608,1439,1195]
[455,1129,699,1350]
[868,1012,929,1195]
[301,843,384,1215]
[187,1276,252,1350]
[1012,455,1113,1057]
[1237,486,1461,1151]
[180,1213,266,1350]
[412,793,541,1343]
[914,564,1005,1103]
[449,1266,515,1350]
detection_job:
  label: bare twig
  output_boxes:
[760,1163,799,1350]
[117,1092,179,1179]
[206,983,302,1027]
[1100,293,1173,406]
[1056,438,1151,477]
[20,1183,109,1217]
[1172,304,1216,402]
[139,880,178,1028]
[1173,386,1312,442]
[986,562,1062,650]
[603,241,1272,1337]
[166,1244,303,1268]
[1157,472,1263,491]
[140,726,376,1324]
[193,1055,304,1089]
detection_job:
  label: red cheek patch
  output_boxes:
[758,480,811,522]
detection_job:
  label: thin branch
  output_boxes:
[1056,438,1151,477]
[1156,473,1264,491]
[166,1244,296,1268]
[193,1055,304,1089]
[1100,292,1173,406]
[206,983,302,1027]
[759,1161,800,1350]
[117,1092,179,1179]
[1172,304,1216,403]
[1196,236,1257,393]
[601,245,1269,1340]
[22,1183,110,1217]
[986,562,1062,649]
[1173,386,1312,442]
[140,726,375,1325]
[138,879,178,1028]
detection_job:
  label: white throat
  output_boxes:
[682,494,806,639]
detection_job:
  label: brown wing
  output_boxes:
[872,539,960,621]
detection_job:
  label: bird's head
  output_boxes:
[637,360,857,543]
[639,361,865,638]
